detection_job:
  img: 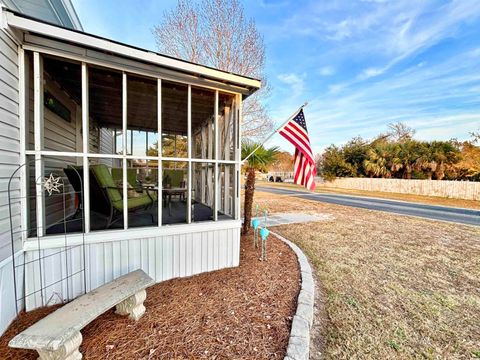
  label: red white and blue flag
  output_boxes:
[278,109,316,191]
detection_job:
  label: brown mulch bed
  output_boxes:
[0,234,300,359]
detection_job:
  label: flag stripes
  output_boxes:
[278,109,316,191]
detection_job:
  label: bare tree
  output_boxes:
[387,122,416,142]
[470,130,480,143]
[153,0,274,140]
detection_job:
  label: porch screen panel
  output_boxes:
[126,74,158,157]
[124,162,159,228]
[162,161,188,225]
[191,162,215,222]
[218,93,238,161]
[88,157,124,231]
[191,87,215,159]
[88,66,123,156]
[218,164,236,220]
[42,156,84,235]
[162,81,188,158]
[27,156,84,237]
[29,55,83,152]
[126,74,159,228]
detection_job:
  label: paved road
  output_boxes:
[257,186,480,226]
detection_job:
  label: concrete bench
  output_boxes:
[9,269,154,360]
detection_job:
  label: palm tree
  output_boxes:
[241,141,279,235]
[393,140,422,179]
[415,142,438,180]
[429,141,461,180]
[363,146,390,178]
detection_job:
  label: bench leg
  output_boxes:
[36,331,82,360]
[115,289,147,321]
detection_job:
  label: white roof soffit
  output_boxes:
[3,9,261,93]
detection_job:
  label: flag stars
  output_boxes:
[293,110,308,132]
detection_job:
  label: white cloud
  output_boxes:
[357,67,386,80]
[291,46,480,148]
[319,66,335,76]
[259,0,290,8]
[268,1,480,81]
[277,73,305,98]
[260,1,480,152]
[468,47,480,57]
[328,83,346,94]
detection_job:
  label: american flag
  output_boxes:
[278,109,316,191]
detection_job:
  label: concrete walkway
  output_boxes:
[257,186,480,226]
[252,212,331,227]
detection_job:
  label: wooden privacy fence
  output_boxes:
[318,178,480,200]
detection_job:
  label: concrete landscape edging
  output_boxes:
[271,231,315,360]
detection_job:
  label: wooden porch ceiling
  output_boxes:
[44,56,219,135]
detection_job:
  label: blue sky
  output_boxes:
[72,0,480,154]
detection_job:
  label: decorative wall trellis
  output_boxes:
[8,160,87,314]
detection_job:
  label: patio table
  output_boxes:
[142,185,187,216]
[163,188,187,216]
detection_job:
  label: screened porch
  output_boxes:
[25,53,239,237]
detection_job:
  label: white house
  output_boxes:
[0,0,260,335]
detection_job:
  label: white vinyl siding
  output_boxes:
[97,128,115,167]
[0,27,22,337]
[99,127,115,155]
[5,0,59,24]
[2,0,82,30]
[0,29,20,263]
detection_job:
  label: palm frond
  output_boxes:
[242,140,280,171]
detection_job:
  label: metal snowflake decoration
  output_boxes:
[43,173,63,196]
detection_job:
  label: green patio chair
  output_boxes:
[90,164,155,228]
[111,168,137,187]
[111,167,158,202]
[163,169,185,187]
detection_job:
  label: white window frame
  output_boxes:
[25,50,241,240]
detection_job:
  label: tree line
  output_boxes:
[317,123,480,181]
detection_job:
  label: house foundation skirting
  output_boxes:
[24,225,241,311]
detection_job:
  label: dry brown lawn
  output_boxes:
[253,190,480,359]
[259,181,480,210]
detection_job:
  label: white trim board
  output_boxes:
[22,33,249,96]
[24,220,242,251]
[24,151,238,163]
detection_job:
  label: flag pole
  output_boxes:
[242,101,308,163]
